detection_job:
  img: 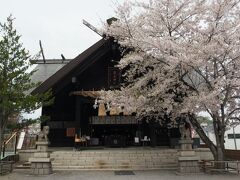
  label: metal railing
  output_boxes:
[2,132,18,158]
[200,160,240,174]
[2,132,37,160]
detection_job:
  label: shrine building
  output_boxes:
[31,38,181,147]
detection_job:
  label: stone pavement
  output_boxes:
[1,170,240,180]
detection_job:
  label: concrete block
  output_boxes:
[43,168,51,175]
[42,163,51,168]
[180,151,196,157]
[195,148,214,161]
[195,166,200,173]
[36,141,49,146]
[50,149,179,170]
[178,156,199,161]
[38,168,44,175]
[37,146,48,152]
[180,161,187,167]
[190,167,196,173]
[179,167,185,173]
[34,152,50,158]
[185,167,191,173]
[192,161,198,166]
[31,163,36,169]
[29,157,52,162]
[186,161,193,166]
[33,168,39,175]
[37,163,43,168]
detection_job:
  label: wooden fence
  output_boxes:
[200,160,240,174]
[225,150,240,160]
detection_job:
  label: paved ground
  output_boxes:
[1,170,240,180]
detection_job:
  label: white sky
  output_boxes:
[0,0,125,59]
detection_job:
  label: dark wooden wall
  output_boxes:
[42,42,121,146]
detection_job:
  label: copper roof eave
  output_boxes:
[31,38,108,95]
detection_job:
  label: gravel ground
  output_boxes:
[1,169,239,180]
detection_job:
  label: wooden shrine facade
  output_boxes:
[31,38,181,147]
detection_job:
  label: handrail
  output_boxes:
[4,132,17,145]
[2,132,18,158]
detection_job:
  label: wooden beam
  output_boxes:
[39,40,46,63]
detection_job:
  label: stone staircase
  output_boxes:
[50,148,179,170]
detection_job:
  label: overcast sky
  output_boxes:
[0,0,125,59]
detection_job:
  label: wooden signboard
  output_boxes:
[66,128,75,137]
[17,131,25,150]
[108,67,121,88]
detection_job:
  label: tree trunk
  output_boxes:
[0,108,7,160]
[0,127,3,159]
[212,114,225,168]
[188,113,217,153]
[214,145,225,169]
[188,113,225,168]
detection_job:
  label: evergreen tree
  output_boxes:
[0,16,50,158]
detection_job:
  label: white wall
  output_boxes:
[198,113,240,150]
[204,125,240,150]
[224,125,240,150]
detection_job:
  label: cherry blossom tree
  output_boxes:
[103,0,240,165]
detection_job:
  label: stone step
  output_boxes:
[51,154,177,157]
[52,156,177,158]
[49,149,178,170]
[52,159,177,164]
[52,164,178,171]
[15,162,31,169]
[51,157,178,160]
[52,158,177,162]
[51,155,177,158]
[51,159,178,165]
[51,152,177,154]
[51,161,178,165]
[51,152,178,156]
[50,150,178,155]
[52,159,177,165]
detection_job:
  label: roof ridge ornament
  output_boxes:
[82,19,103,37]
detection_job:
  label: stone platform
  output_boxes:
[50,148,179,170]
[29,141,53,175]
[177,139,200,174]
[30,161,52,175]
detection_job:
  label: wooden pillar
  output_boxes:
[75,96,82,134]
[149,120,156,147]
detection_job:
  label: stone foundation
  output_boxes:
[29,141,53,175]
[177,139,200,174]
[178,156,200,174]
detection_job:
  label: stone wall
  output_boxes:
[195,148,214,161]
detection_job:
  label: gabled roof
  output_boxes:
[31,38,110,94]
